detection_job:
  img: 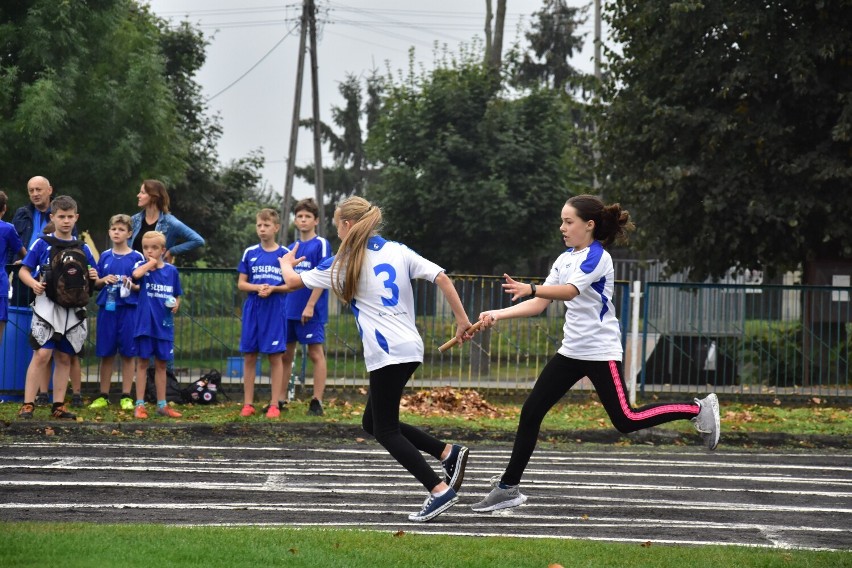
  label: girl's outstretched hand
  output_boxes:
[501,273,532,302]
[279,242,306,270]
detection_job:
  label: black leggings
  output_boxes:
[361,362,445,491]
[501,353,700,486]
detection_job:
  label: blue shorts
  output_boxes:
[96,305,138,358]
[286,320,325,345]
[135,336,174,361]
[0,296,7,322]
[37,336,77,356]
[240,295,287,354]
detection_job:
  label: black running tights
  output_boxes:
[361,362,445,491]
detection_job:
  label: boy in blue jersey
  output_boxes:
[16,196,98,420]
[131,230,183,419]
[237,209,289,419]
[282,198,331,415]
[89,214,145,411]
[0,191,26,344]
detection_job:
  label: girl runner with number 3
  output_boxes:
[279,197,476,523]
[470,194,721,513]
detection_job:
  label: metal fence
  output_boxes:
[1,267,849,402]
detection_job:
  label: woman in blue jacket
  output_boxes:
[130,179,205,263]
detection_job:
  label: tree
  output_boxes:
[295,72,383,238]
[484,0,507,71]
[0,1,186,233]
[597,1,852,281]
[366,47,581,276]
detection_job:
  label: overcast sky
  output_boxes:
[144,0,606,202]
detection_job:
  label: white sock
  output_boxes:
[432,487,450,497]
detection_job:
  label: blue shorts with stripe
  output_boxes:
[96,305,138,358]
[240,294,287,354]
[134,336,174,361]
[286,320,325,345]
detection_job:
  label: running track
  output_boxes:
[0,441,849,551]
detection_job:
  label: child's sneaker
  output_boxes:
[120,396,135,411]
[691,393,720,450]
[266,404,280,419]
[471,476,527,512]
[134,405,149,419]
[89,395,109,409]
[442,444,469,491]
[408,488,459,522]
[240,404,256,417]
[156,405,182,418]
[35,392,49,406]
[308,398,323,416]
[18,403,35,419]
[51,405,77,420]
[71,393,83,408]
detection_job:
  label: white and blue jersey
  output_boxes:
[545,240,622,361]
[0,221,23,299]
[133,263,182,341]
[285,235,332,323]
[22,235,98,279]
[95,249,145,307]
[300,236,443,372]
[237,243,289,354]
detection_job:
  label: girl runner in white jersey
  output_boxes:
[470,194,721,513]
[279,196,476,523]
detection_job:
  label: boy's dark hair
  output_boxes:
[109,213,132,230]
[293,198,319,218]
[0,190,7,212]
[50,195,78,214]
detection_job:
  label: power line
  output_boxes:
[205,23,300,102]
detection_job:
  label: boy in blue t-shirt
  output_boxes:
[0,191,26,343]
[16,195,98,420]
[282,198,331,416]
[237,208,290,419]
[89,214,145,411]
[131,230,183,419]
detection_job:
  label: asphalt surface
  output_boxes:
[1,424,850,551]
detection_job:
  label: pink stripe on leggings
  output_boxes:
[609,361,698,421]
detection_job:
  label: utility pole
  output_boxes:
[280,1,309,242]
[592,0,602,198]
[307,0,325,236]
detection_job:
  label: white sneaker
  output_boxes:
[692,393,720,450]
[471,476,527,512]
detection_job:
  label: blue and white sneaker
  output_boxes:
[442,444,469,491]
[408,487,459,522]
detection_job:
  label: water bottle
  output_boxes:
[163,296,176,328]
[105,284,117,312]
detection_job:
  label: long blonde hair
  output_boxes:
[331,196,382,304]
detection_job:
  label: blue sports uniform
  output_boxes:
[95,249,145,358]
[237,243,289,354]
[0,220,23,321]
[285,235,331,345]
[21,235,99,354]
[133,262,182,361]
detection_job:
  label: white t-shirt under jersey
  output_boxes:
[545,240,622,361]
[300,236,443,372]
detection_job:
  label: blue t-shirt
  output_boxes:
[27,210,50,249]
[0,221,23,296]
[22,235,98,279]
[133,262,182,341]
[237,243,289,292]
[95,249,145,307]
[285,235,332,323]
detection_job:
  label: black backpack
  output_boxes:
[182,370,224,405]
[143,367,186,404]
[42,236,92,309]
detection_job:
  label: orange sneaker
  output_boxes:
[157,405,182,418]
[240,404,256,417]
[134,405,148,419]
[265,404,280,419]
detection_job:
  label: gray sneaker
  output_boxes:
[470,476,527,512]
[691,393,720,450]
[35,392,50,406]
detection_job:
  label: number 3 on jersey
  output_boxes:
[373,263,400,307]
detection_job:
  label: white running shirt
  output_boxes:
[300,236,443,372]
[544,240,622,361]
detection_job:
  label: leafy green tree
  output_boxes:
[295,72,383,238]
[0,1,186,233]
[366,48,581,275]
[598,0,852,280]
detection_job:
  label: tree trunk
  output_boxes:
[486,0,506,70]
